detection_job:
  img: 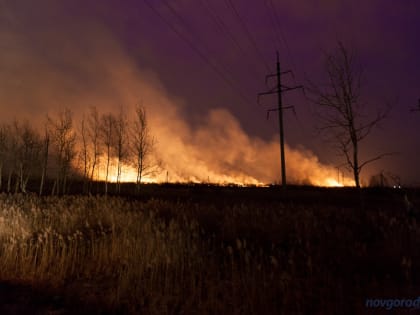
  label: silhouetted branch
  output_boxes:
[359,152,398,171]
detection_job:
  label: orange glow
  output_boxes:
[315,177,355,187]
[89,154,355,187]
[0,20,366,189]
[76,105,358,188]
[324,178,344,187]
[73,105,357,188]
[94,157,265,185]
[25,38,357,189]
[93,157,157,183]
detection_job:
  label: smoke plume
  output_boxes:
[0,8,353,186]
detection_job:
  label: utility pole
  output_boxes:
[258,52,303,189]
[276,52,287,189]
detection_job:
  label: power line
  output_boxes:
[224,0,271,73]
[160,0,196,37]
[262,0,283,52]
[199,0,244,54]
[267,0,300,83]
[161,0,240,79]
[198,0,264,85]
[260,1,311,141]
[143,0,254,106]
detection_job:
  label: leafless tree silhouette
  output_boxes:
[114,106,129,194]
[39,123,50,196]
[100,112,117,195]
[47,108,77,195]
[307,42,392,188]
[79,106,102,193]
[130,104,157,191]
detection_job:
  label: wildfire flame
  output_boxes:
[75,77,356,188]
[91,116,356,187]
[95,161,354,187]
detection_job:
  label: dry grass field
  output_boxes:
[0,187,418,314]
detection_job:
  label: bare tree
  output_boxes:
[79,115,90,193]
[307,42,391,188]
[0,125,7,191]
[114,106,129,194]
[48,108,77,195]
[78,106,102,194]
[100,112,116,195]
[130,104,156,191]
[39,123,50,196]
[4,123,18,192]
[87,107,101,187]
[15,121,42,193]
[0,121,42,193]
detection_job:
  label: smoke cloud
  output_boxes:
[0,6,353,186]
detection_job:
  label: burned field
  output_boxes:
[0,185,419,314]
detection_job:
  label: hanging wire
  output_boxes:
[224,0,271,73]
[198,0,264,85]
[143,0,255,106]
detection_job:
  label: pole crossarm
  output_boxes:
[281,84,304,93]
[266,71,294,85]
[258,85,303,104]
[265,74,277,85]
[266,106,295,120]
[410,99,420,112]
[257,89,277,104]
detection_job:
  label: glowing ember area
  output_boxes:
[88,108,356,187]
[94,158,354,187]
[94,157,266,185]
[95,159,354,187]
[315,177,355,187]
[96,162,157,184]
[147,107,356,187]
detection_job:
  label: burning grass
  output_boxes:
[0,189,418,314]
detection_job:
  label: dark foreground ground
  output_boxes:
[0,184,419,314]
[0,281,90,315]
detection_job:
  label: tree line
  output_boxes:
[0,104,156,195]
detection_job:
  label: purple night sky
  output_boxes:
[0,0,419,185]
